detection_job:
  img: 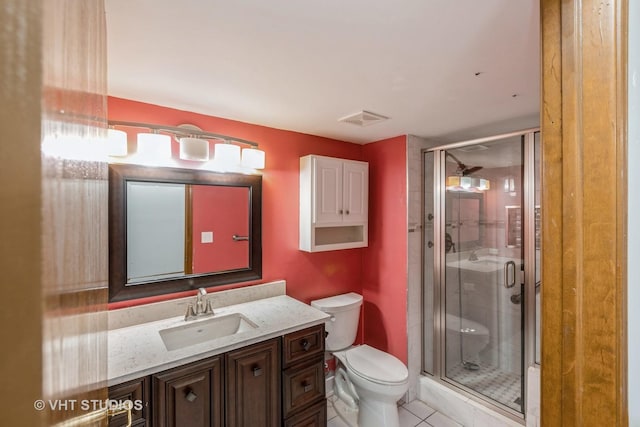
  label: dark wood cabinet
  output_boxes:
[109,325,327,427]
[108,377,150,427]
[225,338,281,427]
[284,400,327,427]
[153,356,223,427]
[282,325,326,425]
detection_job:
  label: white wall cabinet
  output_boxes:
[299,155,368,252]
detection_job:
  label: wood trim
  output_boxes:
[185,184,194,275]
[541,0,628,425]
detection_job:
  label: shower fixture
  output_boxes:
[446,152,483,176]
[445,152,490,192]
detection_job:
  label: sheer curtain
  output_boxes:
[41,1,109,424]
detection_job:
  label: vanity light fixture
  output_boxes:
[446,176,491,192]
[107,120,266,170]
[241,147,266,169]
[107,128,128,157]
[137,132,172,162]
[179,137,209,161]
[214,142,241,166]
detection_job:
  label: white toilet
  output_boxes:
[444,313,490,369]
[311,292,409,427]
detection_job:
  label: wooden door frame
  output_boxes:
[541,0,628,425]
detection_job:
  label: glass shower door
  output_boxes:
[442,137,524,412]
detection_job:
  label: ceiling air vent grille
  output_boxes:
[338,110,389,127]
[458,144,489,152]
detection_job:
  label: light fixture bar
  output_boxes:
[107,120,259,148]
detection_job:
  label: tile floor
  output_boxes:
[327,395,462,427]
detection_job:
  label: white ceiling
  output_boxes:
[105,0,540,145]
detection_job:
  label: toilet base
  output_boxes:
[358,399,400,427]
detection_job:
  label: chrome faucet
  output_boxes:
[185,288,214,321]
[468,249,479,261]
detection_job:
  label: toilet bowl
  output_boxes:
[445,313,490,368]
[333,345,409,427]
[310,293,409,427]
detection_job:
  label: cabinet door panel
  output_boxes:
[153,357,223,427]
[342,161,368,224]
[313,157,343,224]
[108,377,150,427]
[226,338,281,427]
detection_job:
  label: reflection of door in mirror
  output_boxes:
[445,192,483,251]
[191,186,249,273]
[127,182,186,284]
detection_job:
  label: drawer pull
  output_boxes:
[185,389,198,402]
[300,339,311,351]
[302,381,313,393]
[253,366,263,377]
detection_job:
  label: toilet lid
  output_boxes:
[344,345,408,385]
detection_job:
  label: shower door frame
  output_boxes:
[424,128,539,421]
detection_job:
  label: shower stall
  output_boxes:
[422,129,541,419]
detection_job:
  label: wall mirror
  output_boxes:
[445,191,484,252]
[109,164,262,302]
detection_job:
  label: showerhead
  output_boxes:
[446,152,483,176]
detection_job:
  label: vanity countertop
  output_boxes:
[108,294,329,386]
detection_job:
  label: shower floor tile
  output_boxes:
[446,362,522,412]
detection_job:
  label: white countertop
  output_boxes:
[108,294,329,386]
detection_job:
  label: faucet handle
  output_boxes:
[185,303,197,321]
[203,300,215,315]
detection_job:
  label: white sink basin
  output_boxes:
[159,313,258,351]
[447,255,515,273]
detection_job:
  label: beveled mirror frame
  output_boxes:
[109,163,262,302]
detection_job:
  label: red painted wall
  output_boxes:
[191,185,249,273]
[361,136,408,363]
[108,98,366,318]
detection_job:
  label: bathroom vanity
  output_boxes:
[107,283,329,426]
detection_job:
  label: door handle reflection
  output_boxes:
[504,261,516,288]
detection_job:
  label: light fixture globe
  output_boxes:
[137,133,171,157]
[241,148,265,169]
[214,143,241,167]
[179,137,209,161]
[107,129,128,157]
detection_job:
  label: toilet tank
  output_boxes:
[310,292,363,351]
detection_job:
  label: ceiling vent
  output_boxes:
[338,110,389,127]
[457,144,489,152]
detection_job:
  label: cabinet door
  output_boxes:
[313,156,343,224]
[226,338,281,427]
[153,357,223,427]
[108,377,150,427]
[342,160,368,224]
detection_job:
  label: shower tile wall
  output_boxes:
[406,135,439,401]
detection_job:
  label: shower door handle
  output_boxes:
[504,261,516,288]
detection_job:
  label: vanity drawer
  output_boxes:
[282,359,325,418]
[284,399,327,427]
[283,325,325,367]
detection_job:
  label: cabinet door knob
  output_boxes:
[185,389,198,402]
[300,339,311,351]
[302,381,313,393]
[339,209,343,215]
[346,210,350,215]
[252,366,263,377]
